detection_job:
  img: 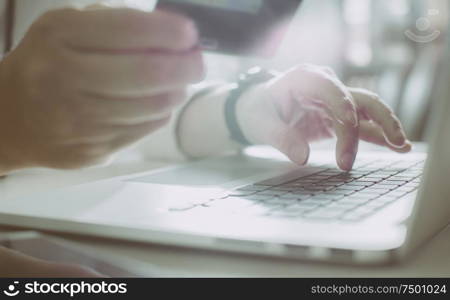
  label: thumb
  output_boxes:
[268,123,310,165]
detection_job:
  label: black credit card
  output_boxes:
[156,0,303,57]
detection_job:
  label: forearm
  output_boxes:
[178,84,244,158]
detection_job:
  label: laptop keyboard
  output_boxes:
[169,159,424,222]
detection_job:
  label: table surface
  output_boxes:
[1,143,449,277]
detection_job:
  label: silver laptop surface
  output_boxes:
[0,51,448,267]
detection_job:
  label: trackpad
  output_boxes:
[128,155,294,186]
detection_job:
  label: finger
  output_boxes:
[41,116,171,169]
[70,50,204,93]
[350,88,407,147]
[359,121,412,153]
[79,90,186,124]
[37,8,199,51]
[272,65,358,127]
[51,113,172,147]
[267,121,310,165]
[332,117,359,171]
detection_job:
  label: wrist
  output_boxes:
[235,84,267,145]
[177,83,241,158]
[225,67,277,146]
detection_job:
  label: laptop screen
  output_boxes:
[403,37,450,251]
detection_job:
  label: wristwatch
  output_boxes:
[224,67,277,146]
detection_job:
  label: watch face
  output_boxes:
[156,0,303,57]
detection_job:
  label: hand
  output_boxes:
[0,7,204,174]
[237,64,411,170]
[0,246,103,277]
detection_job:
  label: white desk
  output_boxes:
[1,145,449,277]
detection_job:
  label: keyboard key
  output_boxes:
[270,186,296,192]
[256,169,324,186]
[363,174,390,179]
[281,182,309,189]
[288,205,320,214]
[367,184,398,190]
[389,176,414,181]
[302,186,330,192]
[289,190,316,196]
[382,180,408,185]
[344,193,377,201]
[330,189,357,196]
[278,193,303,200]
[301,197,333,205]
[309,194,344,201]
[317,181,343,187]
[287,201,321,209]
[239,194,274,201]
[335,197,371,205]
[262,197,298,205]
[345,181,372,187]
[256,190,288,197]
[361,187,391,194]
[281,194,313,201]
[258,202,285,209]
[322,202,356,210]
[294,177,322,182]
[354,178,380,183]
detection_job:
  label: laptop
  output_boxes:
[0,46,448,267]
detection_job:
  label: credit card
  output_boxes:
[156,0,302,57]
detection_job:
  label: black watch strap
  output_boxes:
[224,67,276,146]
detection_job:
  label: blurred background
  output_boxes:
[14,0,449,142]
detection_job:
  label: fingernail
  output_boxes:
[340,153,355,171]
[390,134,407,147]
[404,140,413,150]
[294,146,309,165]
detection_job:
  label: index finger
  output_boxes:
[333,117,360,171]
[36,8,199,52]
